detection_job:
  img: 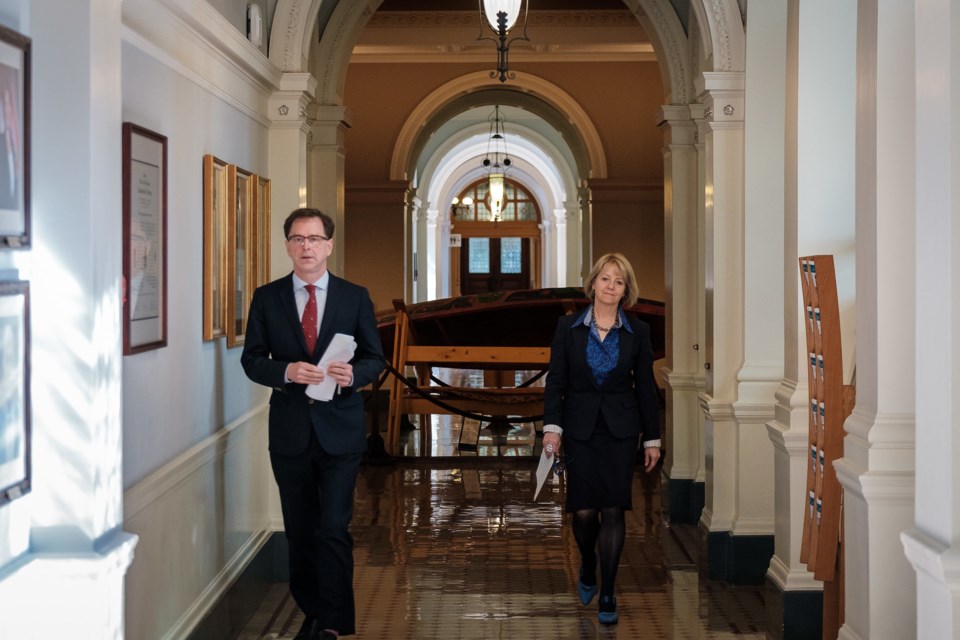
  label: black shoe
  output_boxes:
[320,631,339,640]
[598,595,618,625]
[294,617,322,640]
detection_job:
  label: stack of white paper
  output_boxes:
[533,447,555,500]
[306,333,357,401]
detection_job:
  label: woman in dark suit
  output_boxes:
[542,253,661,625]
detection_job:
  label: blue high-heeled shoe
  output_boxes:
[598,595,618,625]
[577,568,598,606]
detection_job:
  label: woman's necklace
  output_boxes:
[592,307,614,332]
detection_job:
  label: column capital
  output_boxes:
[696,72,745,125]
[268,72,317,128]
[655,104,695,126]
[310,106,353,148]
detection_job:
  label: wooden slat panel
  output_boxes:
[405,345,551,367]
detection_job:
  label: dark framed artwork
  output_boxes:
[122,123,168,354]
[0,26,30,248]
[203,154,229,341]
[0,280,29,505]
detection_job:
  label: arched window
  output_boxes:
[452,178,540,223]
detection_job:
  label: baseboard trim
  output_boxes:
[766,576,824,640]
[707,530,774,585]
[175,528,274,640]
[665,477,704,524]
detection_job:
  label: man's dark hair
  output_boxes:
[283,208,335,240]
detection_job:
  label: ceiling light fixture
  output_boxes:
[478,0,530,83]
[482,105,512,222]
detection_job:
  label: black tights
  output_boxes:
[571,507,625,597]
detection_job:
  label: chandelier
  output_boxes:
[482,105,512,222]
[477,0,530,83]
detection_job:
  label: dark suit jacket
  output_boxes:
[241,272,386,456]
[543,311,660,442]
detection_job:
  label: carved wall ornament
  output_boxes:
[723,104,734,116]
[279,104,290,116]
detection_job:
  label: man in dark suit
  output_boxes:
[241,208,385,640]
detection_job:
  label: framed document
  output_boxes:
[226,165,254,348]
[122,123,167,354]
[203,154,229,341]
[0,280,29,506]
[0,26,30,248]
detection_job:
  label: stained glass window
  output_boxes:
[501,238,522,273]
[468,238,490,273]
[451,179,540,223]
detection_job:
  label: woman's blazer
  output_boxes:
[543,310,660,443]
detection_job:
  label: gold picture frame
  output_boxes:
[254,176,271,286]
[226,165,254,347]
[202,154,229,341]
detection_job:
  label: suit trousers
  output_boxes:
[270,428,363,635]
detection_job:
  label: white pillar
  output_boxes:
[425,208,440,300]
[405,191,420,303]
[539,219,553,287]
[0,2,136,638]
[309,106,351,277]
[697,72,745,542]
[735,0,789,548]
[268,73,316,279]
[576,187,591,283]
[769,2,858,618]
[904,2,960,637]
[836,1,917,638]
[558,202,577,287]
[656,105,704,524]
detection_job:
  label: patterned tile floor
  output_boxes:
[236,460,770,639]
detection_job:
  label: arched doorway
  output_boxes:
[450,178,542,295]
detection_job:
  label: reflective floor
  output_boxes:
[236,459,770,639]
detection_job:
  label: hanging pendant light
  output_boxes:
[482,106,512,222]
[478,0,530,83]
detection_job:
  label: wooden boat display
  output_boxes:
[374,288,665,455]
[376,287,666,362]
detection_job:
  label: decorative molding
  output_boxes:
[711,0,733,71]
[766,554,823,592]
[634,0,690,104]
[122,0,282,127]
[124,406,267,518]
[273,0,309,72]
[366,10,640,28]
[901,528,960,586]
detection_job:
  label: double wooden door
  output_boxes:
[460,236,530,294]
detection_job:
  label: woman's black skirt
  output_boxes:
[562,414,640,512]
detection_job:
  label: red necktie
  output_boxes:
[302,284,317,355]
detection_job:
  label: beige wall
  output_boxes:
[589,181,665,302]
[344,184,407,314]
[341,59,665,309]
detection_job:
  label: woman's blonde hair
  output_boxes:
[584,253,639,307]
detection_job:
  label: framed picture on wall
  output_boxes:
[254,176,271,287]
[122,123,168,354]
[0,280,29,506]
[226,165,254,348]
[0,26,30,248]
[203,154,229,341]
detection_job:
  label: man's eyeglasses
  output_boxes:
[552,455,573,477]
[287,235,329,247]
